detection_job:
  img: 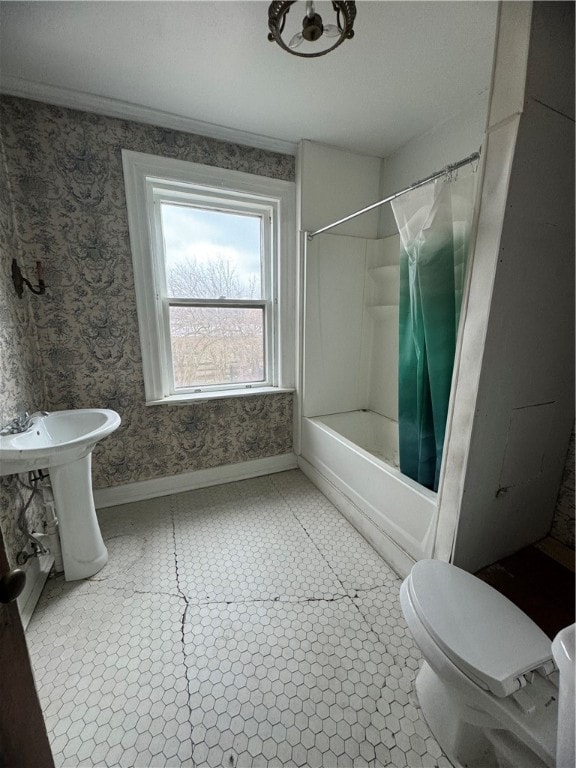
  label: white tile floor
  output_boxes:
[26,470,451,767]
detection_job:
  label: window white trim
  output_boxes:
[122,150,296,403]
[150,189,275,394]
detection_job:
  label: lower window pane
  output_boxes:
[170,306,265,388]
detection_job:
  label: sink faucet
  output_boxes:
[0,410,49,435]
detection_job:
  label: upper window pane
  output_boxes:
[161,203,262,299]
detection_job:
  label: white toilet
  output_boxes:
[400,559,575,768]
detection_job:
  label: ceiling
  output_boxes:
[0,1,498,158]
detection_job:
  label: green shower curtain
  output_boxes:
[391,171,475,491]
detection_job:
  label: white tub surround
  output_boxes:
[299,225,437,577]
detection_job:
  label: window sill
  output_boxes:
[145,387,295,406]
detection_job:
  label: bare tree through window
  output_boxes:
[167,256,265,388]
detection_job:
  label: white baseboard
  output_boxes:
[93,453,298,509]
[18,550,54,631]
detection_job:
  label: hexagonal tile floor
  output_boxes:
[26,470,451,767]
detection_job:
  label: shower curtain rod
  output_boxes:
[306,149,481,240]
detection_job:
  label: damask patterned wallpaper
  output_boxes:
[0,95,294,563]
[0,138,43,423]
[0,134,48,564]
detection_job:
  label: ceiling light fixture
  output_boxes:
[268,1,357,58]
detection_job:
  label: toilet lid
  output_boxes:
[408,560,554,697]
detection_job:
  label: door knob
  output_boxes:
[0,568,26,603]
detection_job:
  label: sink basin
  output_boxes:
[0,408,121,581]
[0,409,121,476]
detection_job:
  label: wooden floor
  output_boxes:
[475,537,575,640]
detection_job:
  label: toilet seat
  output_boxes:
[406,560,555,697]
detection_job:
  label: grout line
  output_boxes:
[352,587,422,673]
[46,572,393,609]
[90,583,182,600]
[100,581,393,607]
[348,596,398,722]
[348,588,425,725]
[170,501,197,768]
[268,474,352,598]
[185,591,353,609]
[269,474,399,601]
[351,582,402,644]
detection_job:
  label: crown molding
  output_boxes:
[0,76,298,157]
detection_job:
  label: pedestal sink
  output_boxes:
[0,409,121,580]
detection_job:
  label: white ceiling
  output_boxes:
[0,1,499,158]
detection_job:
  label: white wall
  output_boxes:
[438,2,575,572]
[302,234,368,417]
[298,140,382,421]
[298,140,381,238]
[378,94,490,237]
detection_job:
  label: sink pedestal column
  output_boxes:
[49,453,108,581]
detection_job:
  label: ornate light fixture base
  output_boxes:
[268,1,357,58]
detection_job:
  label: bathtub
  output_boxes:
[299,410,438,577]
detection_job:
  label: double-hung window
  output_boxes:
[122,151,295,404]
